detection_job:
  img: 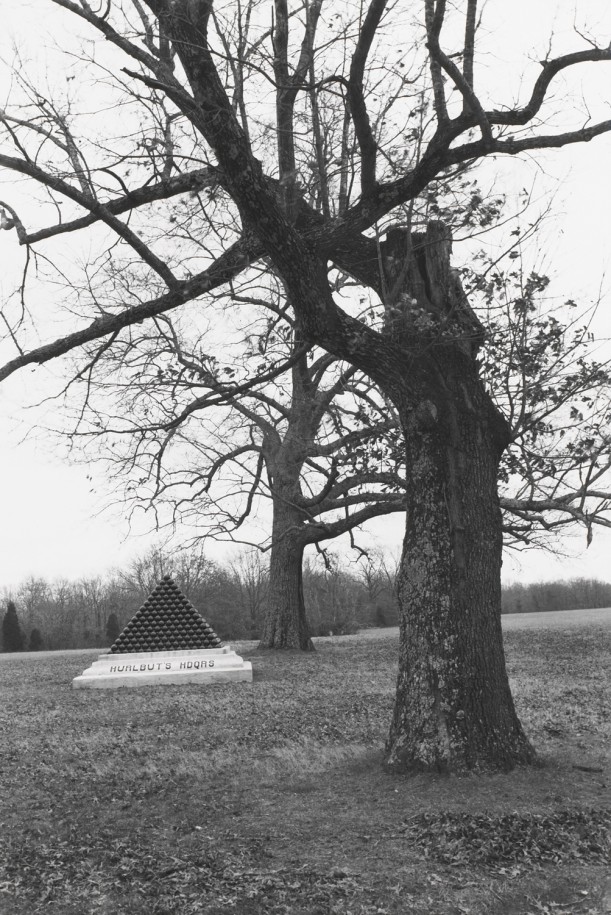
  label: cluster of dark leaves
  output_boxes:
[404,808,611,869]
[0,828,371,915]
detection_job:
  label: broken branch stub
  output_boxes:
[381,220,484,355]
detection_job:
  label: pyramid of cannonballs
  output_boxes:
[110,575,222,653]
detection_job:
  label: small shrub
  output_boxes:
[105,612,120,644]
[29,628,44,651]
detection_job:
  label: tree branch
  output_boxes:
[18,168,218,245]
[0,153,178,287]
[463,0,477,89]
[424,0,448,124]
[0,239,254,382]
[304,498,405,544]
[348,0,387,198]
[51,0,164,72]
[489,47,611,127]
[427,39,492,142]
[145,343,310,432]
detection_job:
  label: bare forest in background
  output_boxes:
[0,547,398,651]
[2,546,610,652]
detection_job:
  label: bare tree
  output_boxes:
[62,307,406,650]
[230,549,269,639]
[57,230,611,650]
[356,547,399,627]
[2,1,611,771]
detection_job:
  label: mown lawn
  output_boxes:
[1,610,610,914]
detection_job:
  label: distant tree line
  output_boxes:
[2,547,610,652]
[501,578,611,616]
[0,547,399,652]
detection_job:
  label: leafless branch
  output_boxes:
[348,0,388,198]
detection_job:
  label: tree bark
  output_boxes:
[256,345,319,651]
[258,499,314,650]
[385,376,534,771]
[380,225,535,772]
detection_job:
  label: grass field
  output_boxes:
[1,608,610,914]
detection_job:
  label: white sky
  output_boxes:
[1,1,611,592]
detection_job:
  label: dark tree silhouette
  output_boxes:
[2,601,24,652]
[29,628,44,651]
[105,612,121,644]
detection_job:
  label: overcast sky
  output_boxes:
[1,1,611,592]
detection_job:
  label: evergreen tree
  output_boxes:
[2,601,24,652]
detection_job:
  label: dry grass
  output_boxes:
[1,610,610,914]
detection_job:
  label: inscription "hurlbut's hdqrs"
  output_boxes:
[109,660,216,673]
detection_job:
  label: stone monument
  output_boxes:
[72,575,252,688]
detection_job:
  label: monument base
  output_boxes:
[72,646,252,689]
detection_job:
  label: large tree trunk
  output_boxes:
[258,500,314,651]
[381,224,535,772]
[385,374,534,771]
